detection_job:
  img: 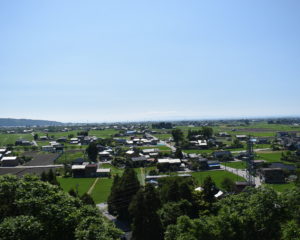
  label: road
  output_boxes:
[231,148,271,154]
[0,164,63,169]
[146,133,176,152]
[220,165,262,187]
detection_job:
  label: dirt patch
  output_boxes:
[22,151,60,166]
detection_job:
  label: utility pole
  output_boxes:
[246,136,255,186]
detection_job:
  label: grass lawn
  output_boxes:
[191,170,245,190]
[154,134,172,140]
[100,163,124,175]
[55,150,86,164]
[255,151,290,163]
[58,177,95,196]
[0,133,33,146]
[90,178,113,203]
[183,149,214,154]
[222,161,246,169]
[265,182,295,192]
[89,129,119,138]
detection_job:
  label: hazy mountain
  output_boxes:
[0,118,64,127]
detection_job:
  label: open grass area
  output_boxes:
[100,163,124,176]
[265,182,295,192]
[0,133,33,146]
[55,150,86,164]
[191,170,245,190]
[90,178,113,203]
[183,149,214,154]
[154,134,172,140]
[58,177,95,196]
[255,151,289,163]
[89,129,119,138]
[222,161,246,169]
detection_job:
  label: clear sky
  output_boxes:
[1,0,300,122]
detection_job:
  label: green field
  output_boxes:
[265,182,295,192]
[222,161,246,169]
[90,178,114,203]
[191,170,245,190]
[0,133,33,146]
[58,177,95,196]
[55,150,86,164]
[100,163,124,175]
[154,134,172,140]
[183,149,214,154]
[255,151,288,163]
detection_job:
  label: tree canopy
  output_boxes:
[0,174,122,240]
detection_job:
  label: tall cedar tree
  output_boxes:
[129,184,163,240]
[171,129,184,146]
[202,176,217,203]
[86,142,98,162]
[108,174,120,215]
[108,169,140,220]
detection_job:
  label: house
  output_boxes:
[252,160,266,168]
[235,182,255,193]
[198,140,208,148]
[256,138,270,144]
[57,137,67,143]
[212,151,233,161]
[157,158,181,172]
[276,132,289,138]
[236,135,248,141]
[1,156,18,167]
[42,145,55,152]
[71,165,86,177]
[207,160,220,169]
[99,151,111,161]
[40,136,48,141]
[96,168,111,177]
[0,149,7,156]
[157,159,181,165]
[15,139,32,146]
[142,148,159,154]
[72,164,99,178]
[259,168,285,183]
[218,132,231,137]
[70,138,79,144]
[131,156,148,166]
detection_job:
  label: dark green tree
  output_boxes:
[202,176,217,203]
[171,129,184,146]
[129,184,163,240]
[0,215,44,240]
[221,177,235,192]
[0,174,122,240]
[86,142,98,162]
[80,193,95,206]
[108,169,140,220]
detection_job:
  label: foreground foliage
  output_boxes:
[165,187,300,240]
[0,174,122,240]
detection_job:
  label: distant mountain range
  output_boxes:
[0,118,64,127]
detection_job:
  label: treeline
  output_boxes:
[152,122,173,129]
[108,169,300,240]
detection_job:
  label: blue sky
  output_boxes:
[1,0,299,122]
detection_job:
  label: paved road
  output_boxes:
[147,133,176,151]
[231,148,271,154]
[0,164,63,169]
[96,203,132,239]
[220,165,262,187]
